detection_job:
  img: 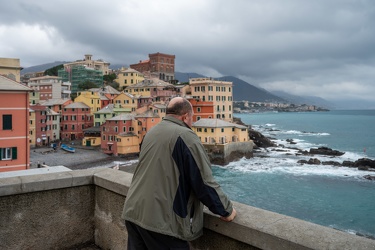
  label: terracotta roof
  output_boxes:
[64,102,90,109]
[193,119,247,129]
[0,75,32,91]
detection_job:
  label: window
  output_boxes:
[2,115,12,130]
[0,147,16,160]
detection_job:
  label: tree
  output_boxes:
[44,64,64,76]
[78,81,98,90]
[103,73,117,83]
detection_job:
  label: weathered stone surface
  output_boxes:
[248,129,276,148]
[363,175,375,180]
[322,161,341,166]
[309,147,345,156]
[354,158,375,168]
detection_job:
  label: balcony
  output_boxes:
[0,168,374,250]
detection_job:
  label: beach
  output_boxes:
[30,144,138,173]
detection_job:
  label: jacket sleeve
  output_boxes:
[172,132,233,217]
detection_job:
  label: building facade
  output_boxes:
[28,75,71,100]
[63,54,110,75]
[192,119,249,145]
[130,52,175,82]
[115,68,144,90]
[0,57,22,82]
[60,102,93,141]
[0,75,32,172]
[189,78,233,122]
[58,65,103,94]
[188,98,215,122]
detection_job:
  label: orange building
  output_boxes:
[188,98,214,122]
[0,75,32,172]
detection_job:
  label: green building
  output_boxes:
[58,65,103,94]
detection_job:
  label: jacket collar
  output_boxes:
[164,115,192,130]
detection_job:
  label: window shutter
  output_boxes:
[12,147,17,159]
[0,148,2,160]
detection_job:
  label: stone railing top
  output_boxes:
[0,168,374,250]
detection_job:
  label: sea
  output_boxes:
[213,110,375,239]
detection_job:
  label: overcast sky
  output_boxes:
[1,0,375,108]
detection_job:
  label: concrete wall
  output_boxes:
[1,168,374,250]
[206,141,254,165]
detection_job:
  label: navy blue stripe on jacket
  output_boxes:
[172,136,230,218]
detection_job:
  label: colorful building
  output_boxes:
[192,119,248,144]
[75,86,120,114]
[40,98,73,113]
[94,104,131,127]
[0,57,22,82]
[28,109,36,147]
[130,52,175,82]
[188,98,214,122]
[30,104,60,146]
[188,78,233,122]
[63,54,110,75]
[60,102,93,141]
[124,78,180,103]
[115,67,144,90]
[0,75,32,172]
[101,113,139,155]
[27,75,71,100]
[134,110,161,142]
[113,92,138,112]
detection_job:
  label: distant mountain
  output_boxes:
[21,61,69,74]
[175,73,286,103]
[216,76,286,103]
[270,90,335,109]
[175,72,206,82]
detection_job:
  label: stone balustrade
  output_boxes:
[0,168,374,250]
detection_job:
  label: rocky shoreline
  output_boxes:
[247,128,375,181]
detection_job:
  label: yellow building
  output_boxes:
[0,57,22,82]
[63,54,110,75]
[189,78,233,122]
[29,109,36,147]
[74,90,101,114]
[113,92,138,112]
[115,67,144,90]
[192,119,248,144]
[116,133,140,155]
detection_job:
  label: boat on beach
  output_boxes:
[61,144,75,153]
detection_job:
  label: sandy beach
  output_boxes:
[30,144,138,173]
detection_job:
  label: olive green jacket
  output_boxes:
[122,116,233,241]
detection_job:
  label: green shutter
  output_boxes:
[0,148,2,160]
[12,147,17,159]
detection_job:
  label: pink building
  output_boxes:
[60,102,93,141]
[0,75,32,172]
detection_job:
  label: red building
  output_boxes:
[188,98,214,122]
[101,113,137,154]
[61,102,93,141]
[130,52,175,82]
[0,75,32,172]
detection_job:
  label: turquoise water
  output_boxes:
[213,110,375,238]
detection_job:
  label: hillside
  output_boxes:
[21,61,69,74]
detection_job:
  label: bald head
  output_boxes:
[166,97,192,116]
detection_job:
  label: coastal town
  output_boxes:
[0,53,254,172]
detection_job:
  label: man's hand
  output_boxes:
[220,208,237,222]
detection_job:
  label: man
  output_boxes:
[122,97,237,249]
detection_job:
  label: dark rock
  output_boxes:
[358,166,369,171]
[354,158,375,168]
[342,161,355,167]
[297,160,308,164]
[363,175,375,180]
[309,147,345,156]
[308,158,321,165]
[322,161,341,166]
[248,129,276,148]
[286,139,297,144]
